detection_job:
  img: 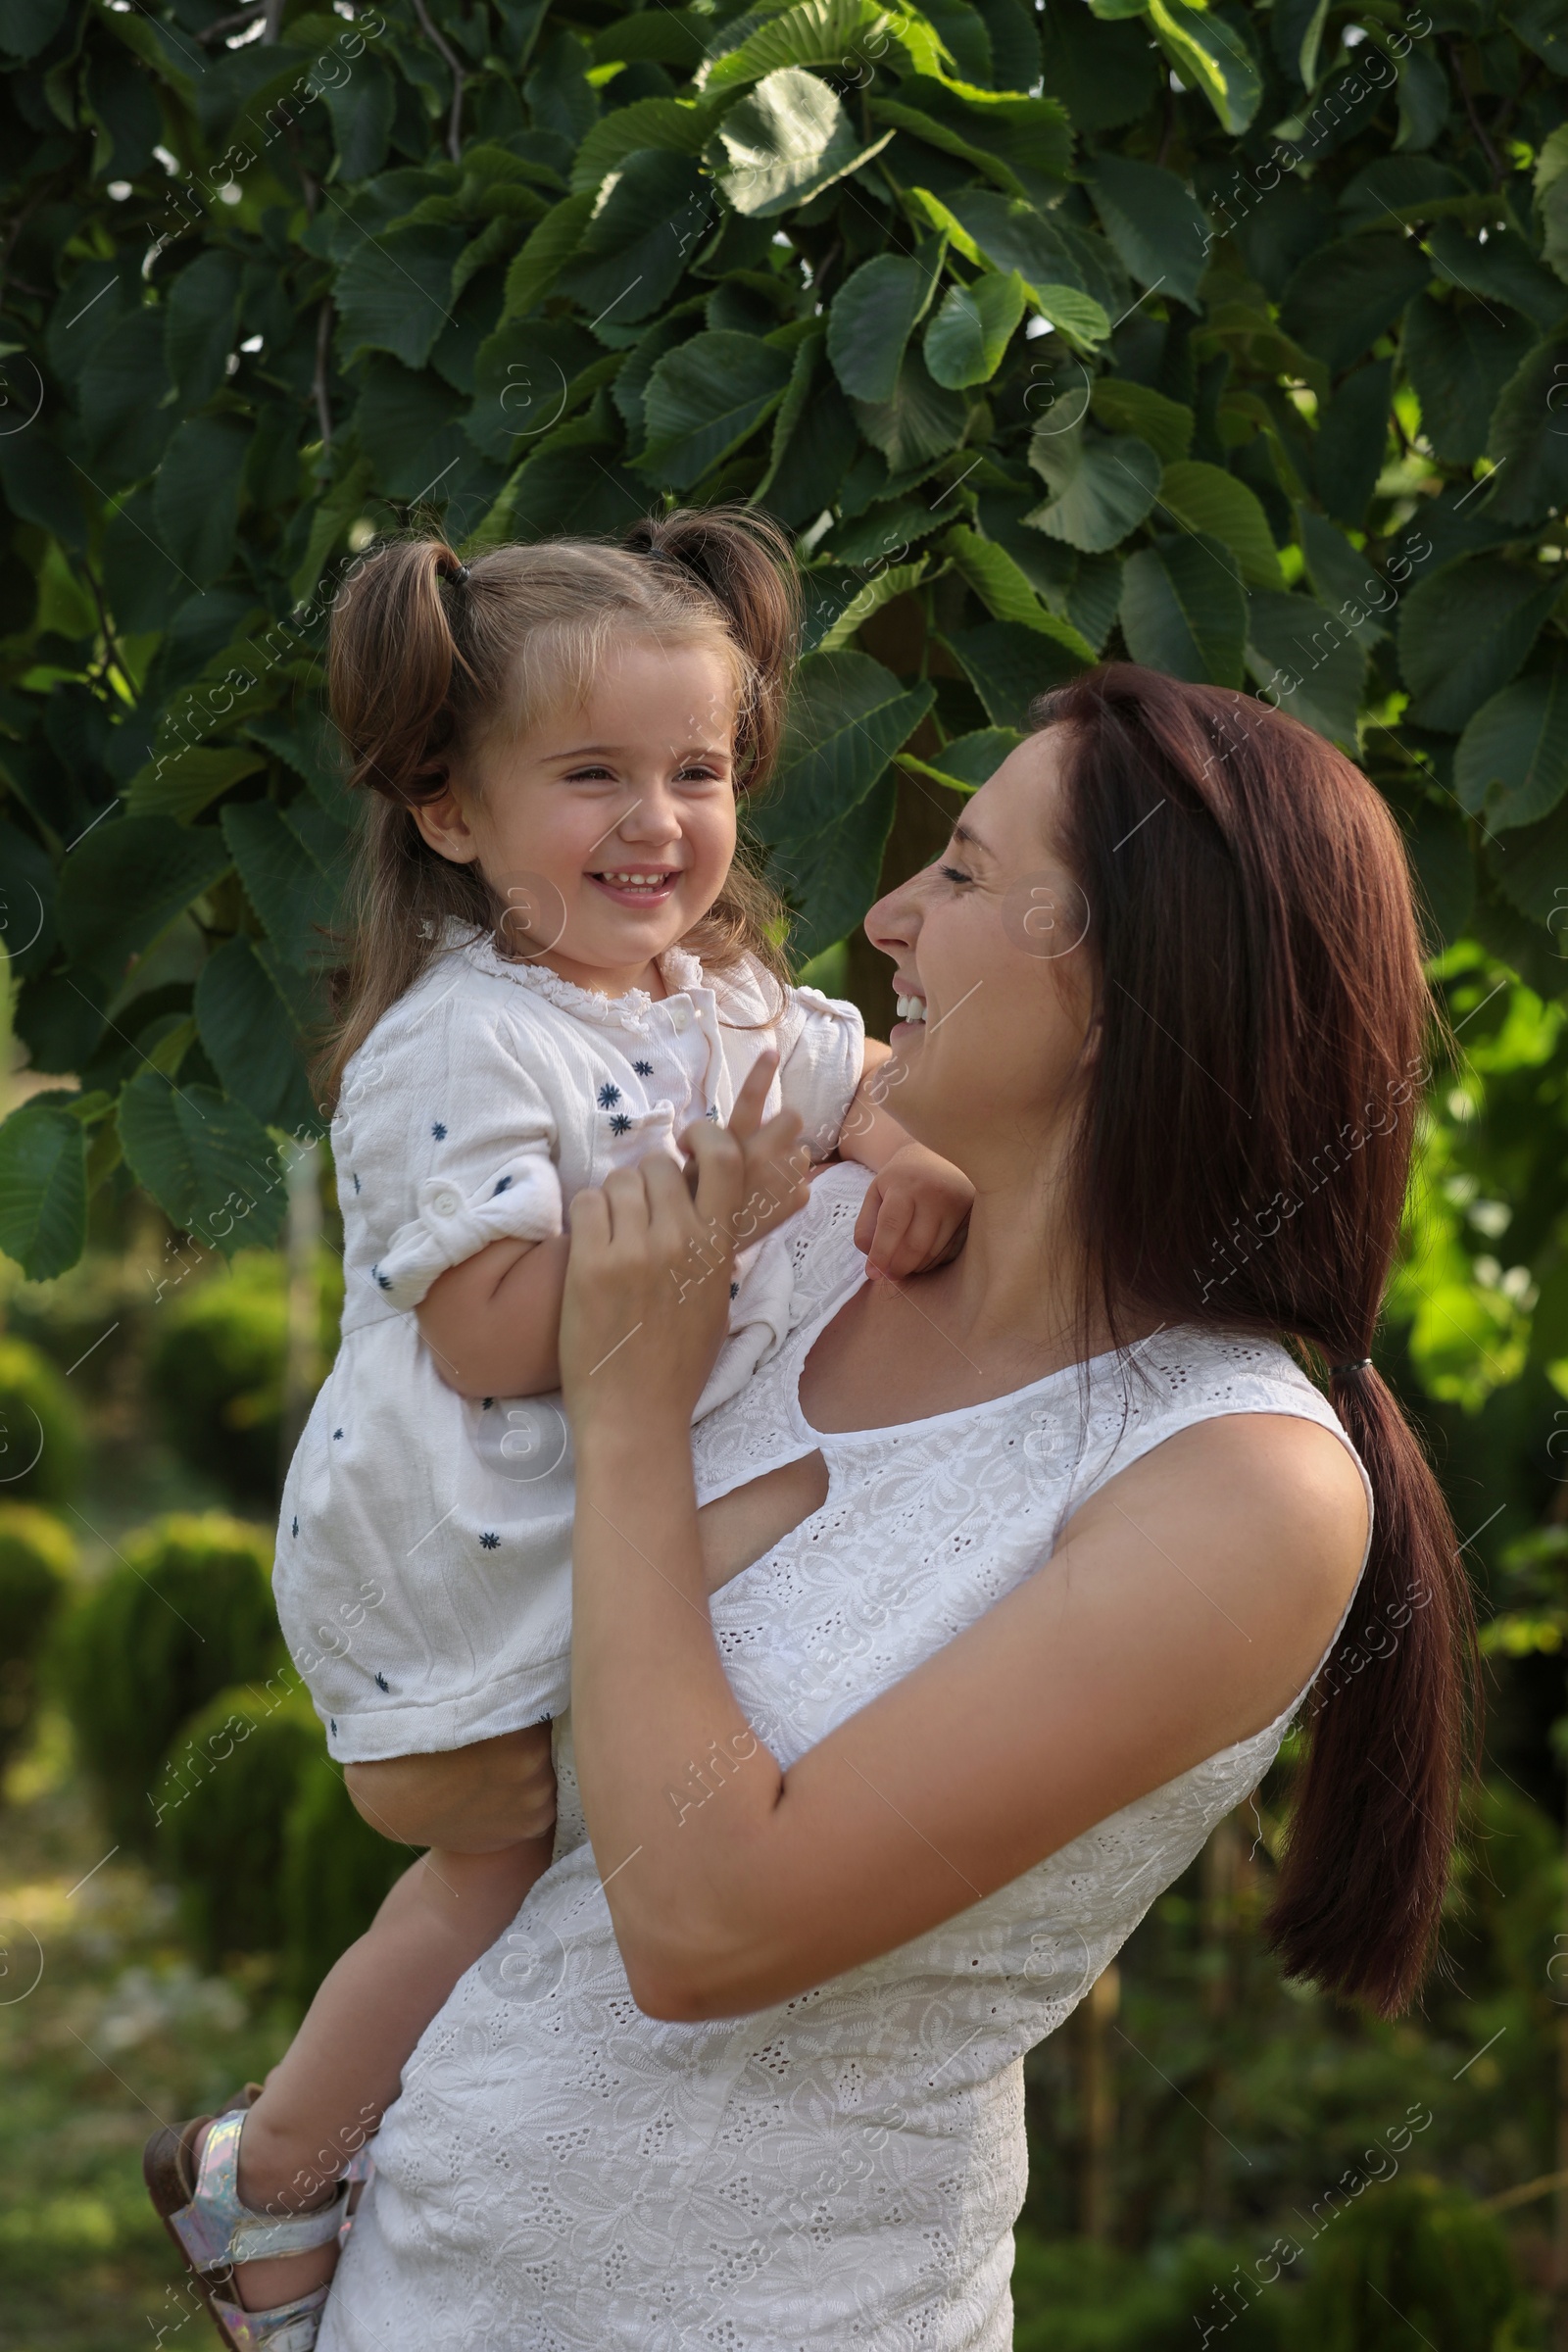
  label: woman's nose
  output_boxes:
[864,875,919,957]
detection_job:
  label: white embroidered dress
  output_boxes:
[274,931,862,1761]
[319,1165,1372,2352]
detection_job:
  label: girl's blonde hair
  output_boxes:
[316,507,801,1108]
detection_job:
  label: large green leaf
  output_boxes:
[334,225,466,369]
[1478,328,1568,528]
[1397,557,1561,733]
[195,935,320,1133]
[640,332,794,485]
[828,252,943,403]
[58,817,232,985]
[1244,590,1368,747]
[164,251,243,412]
[1025,427,1162,554]
[942,619,1088,725]
[760,650,935,837]
[763,771,899,964]
[943,525,1096,660]
[153,416,251,589]
[1155,460,1284,590]
[1148,0,1262,132]
[1454,666,1568,830]
[117,1072,287,1253]
[850,349,968,472]
[126,744,269,825]
[1402,296,1539,470]
[569,96,714,193]
[1119,533,1249,688]
[220,802,343,973]
[709,67,892,219]
[556,149,710,326]
[1088,378,1195,465]
[1087,154,1210,311]
[701,0,890,91]
[1279,236,1433,373]
[923,271,1027,388]
[0,1099,87,1280]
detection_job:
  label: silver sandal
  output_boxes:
[144,2090,349,2351]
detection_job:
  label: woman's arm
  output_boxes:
[416,1233,570,1398]
[560,1126,1368,2026]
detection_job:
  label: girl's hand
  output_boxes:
[853,1143,974,1280]
[559,1054,809,1434]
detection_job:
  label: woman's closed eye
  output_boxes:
[938,862,974,887]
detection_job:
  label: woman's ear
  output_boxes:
[410,779,480,865]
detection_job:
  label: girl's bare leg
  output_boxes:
[206,1836,553,2311]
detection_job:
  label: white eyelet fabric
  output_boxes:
[274,929,862,1762]
[320,1165,1371,2352]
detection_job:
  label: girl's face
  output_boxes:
[862,727,1098,1172]
[412,637,740,995]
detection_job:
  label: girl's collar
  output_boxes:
[445,920,709,1021]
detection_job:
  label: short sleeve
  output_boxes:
[363,1008,564,1312]
[775,985,864,1157]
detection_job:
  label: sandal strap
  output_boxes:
[170,2112,349,2272]
[209,2282,329,2352]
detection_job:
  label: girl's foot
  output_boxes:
[143,2090,348,2349]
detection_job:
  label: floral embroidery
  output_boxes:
[597,1083,621,1108]
[633,1059,654,1077]
[493,1175,513,1195]
[609,1112,632,1136]
[431,1121,448,1140]
[291,1516,299,1538]
[374,1673,390,1692]
[352,1172,361,1194]
[479,1531,500,1549]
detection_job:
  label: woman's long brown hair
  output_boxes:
[1035,664,1477,2018]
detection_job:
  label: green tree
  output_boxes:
[0,0,1565,1269]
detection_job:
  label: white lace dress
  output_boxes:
[319,1165,1372,2352]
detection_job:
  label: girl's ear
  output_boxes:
[410,781,479,865]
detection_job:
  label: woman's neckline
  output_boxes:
[789,1260,1164,1446]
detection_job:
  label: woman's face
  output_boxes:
[863,726,1098,1170]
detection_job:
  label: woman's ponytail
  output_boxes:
[622,505,801,788]
[1262,1361,1479,2014]
[329,537,473,805]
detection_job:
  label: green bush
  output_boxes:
[147,1250,340,1505]
[0,1502,76,1778]
[281,1751,414,2012]
[1012,2233,1286,2352]
[60,1511,282,1852]
[0,1336,84,1507]
[1289,2180,1535,2352]
[157,1679,321,1968]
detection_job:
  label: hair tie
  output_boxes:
[1331,1357,1373,1377]
[442,561,470,586]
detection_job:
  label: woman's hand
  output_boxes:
[559,1053,809,1435]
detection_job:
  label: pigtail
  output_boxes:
[623,506,801,790]
[329,537,474,804]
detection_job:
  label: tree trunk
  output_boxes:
[1075,1963,1120,2241]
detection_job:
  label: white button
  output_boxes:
[431,1190,460,1216]
[667,1000,691,1032]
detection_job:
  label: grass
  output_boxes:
[0,1713,292,2352]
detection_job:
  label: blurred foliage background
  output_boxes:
[4,0,1568,2341]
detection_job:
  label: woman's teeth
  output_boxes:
[895,993,927,1023]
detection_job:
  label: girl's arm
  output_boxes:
[834,1040,974,1277]
[557,1102,1368,2026]
[416,1233,570,1398]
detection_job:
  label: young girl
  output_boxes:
[145,508,973,2348]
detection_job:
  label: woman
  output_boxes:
[318,665,1474,2350]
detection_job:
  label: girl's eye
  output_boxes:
[564,765,616,783]
[938,863,973,886]
[676,763,723,783]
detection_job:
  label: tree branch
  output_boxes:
[410,0,465,164]
[1445,38,1503,188]
[314,297,334,447]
